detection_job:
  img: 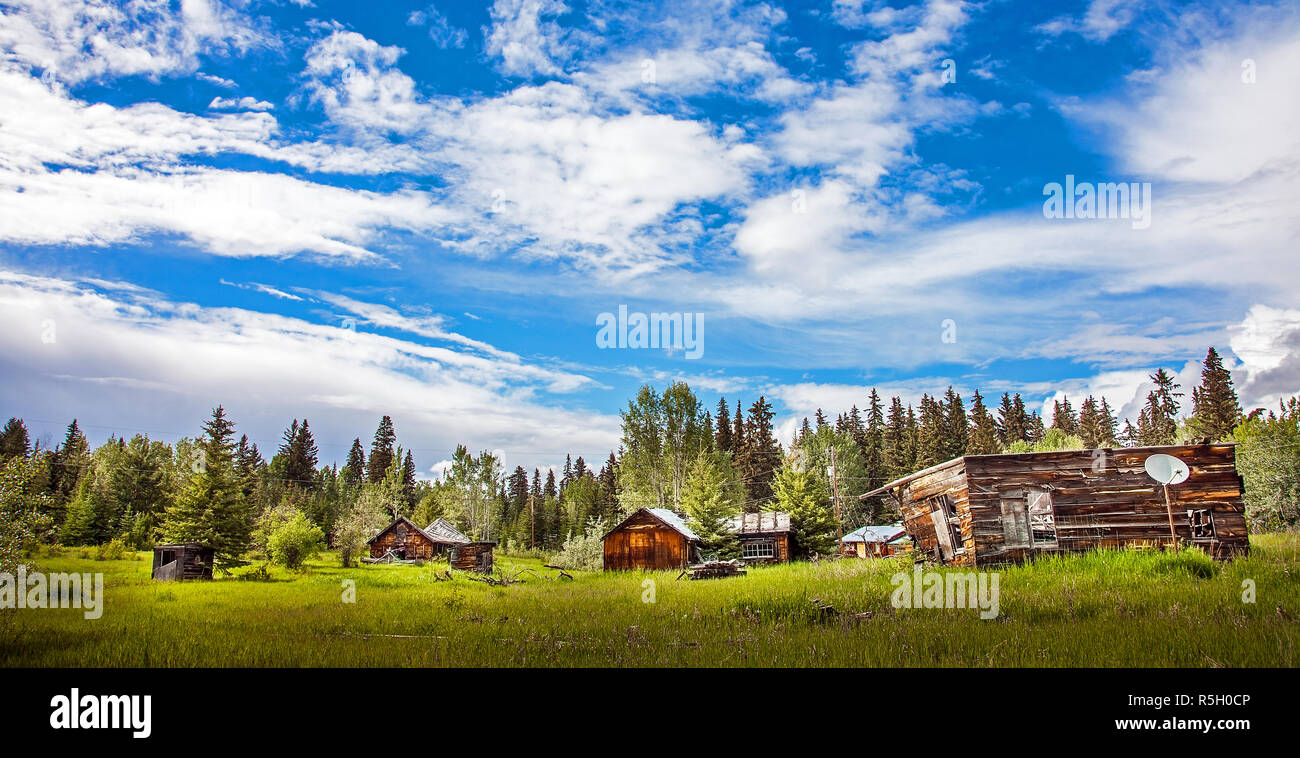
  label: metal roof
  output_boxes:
[727,511,791,534]
[842,524,907,543]
[425,517,471,545]
[648,508,700,541]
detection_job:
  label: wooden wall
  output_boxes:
[963,444,1249,563]
[603,511,692,570]
[894,460,975,566]
[450,542,494,573]
[152,545,214,581]
[738,533,790,563]
[369,521,438,560]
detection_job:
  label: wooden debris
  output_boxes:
[685,559,747,580]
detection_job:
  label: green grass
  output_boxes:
[3,535,1298,667]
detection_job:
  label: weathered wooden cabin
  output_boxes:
[858,444,1249,566]
[367,516,470,561]
[603,508,699,570]
[840,524,909,558]
[449,542,496,573]
[151,543,214,581]
[727,511,792,563]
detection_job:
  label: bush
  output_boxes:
[267,512,324,571]
[551,521,605,572]
[236,563,273,582]
[95,537,128,561]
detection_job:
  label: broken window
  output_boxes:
[1187,509,1216,540]
[928,494,962,559]
[1027,489,1058,547]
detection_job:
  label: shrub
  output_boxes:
[236,563,273,582]
[95,537,128,561]
[551,520,605,571]
[267,512,324,571]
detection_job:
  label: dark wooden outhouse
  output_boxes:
[151,543,214,581]
[603,508,699,570]
[858,443,1250,566]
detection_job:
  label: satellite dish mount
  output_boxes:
[1144,453,1190,550]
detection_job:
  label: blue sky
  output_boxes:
[1,0,1298,478]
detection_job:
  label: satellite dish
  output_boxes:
[1144,454,1189,486]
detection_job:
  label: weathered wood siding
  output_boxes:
[450,542,495,573]
[151,544,214,581]
[894,459,975,566]
[603,510,691,570]
[369,520,438,560]
[963,444,1249,564]
[737,533,790,563]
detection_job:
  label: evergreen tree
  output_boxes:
[401,450,417,511]
[342,438,366,487]
[715,397,733,454]
[916,394,946,468]
[903,405,919,473]
[0,418,30,461]
[967,390,1000,454]
[1098,399,1119,447]
[942,387,968,461]
[1137,369,1181,445]
[163,406,251,569]
[1190,347,1242,442]
[1077,396,1102,449]
[680,452,740,559]
[51,419,91,509]
[773,461,834,557]
[366,415,397,484]
[1051,397,1078,436]
[883,396,910,480]
[279,419,319,490]
[732,400,745,466]
[544,468,557,499]
[738,396,780,508]
[862,390,886,490]
[798,417,812,442]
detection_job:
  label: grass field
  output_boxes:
[3,534,1298,667]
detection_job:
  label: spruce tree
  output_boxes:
[366,416,396,484]
[967,390,1000,454]
[0,418,30,461]
[739,396,780,508]
[916,394,946,468]
[1098,399,1119,447]
[163,406,250,569]
[1137,369,1181,445]
[1077,396,1102,449]
[680,453,739,559]
[342,438,366,487]
[1190,347,1241,441]
[52,419,91,508]
[942,387,968,460]
[863,390,886,489]
[715,397,732,454]
[774,462,834,557]
[883,397,909,480]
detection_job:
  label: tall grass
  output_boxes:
[2,535,1296,667]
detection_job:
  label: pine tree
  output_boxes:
[401,450,417,511]
[680,453,739,559]
[942,386,968,461]
[1190,347,1241,442]
[863,390,886,489]
[903,405,919,472]
[342,438,366,487]
[51,419,91,508]
[738,396,780,508]
[774,462,834,557]
[1120,418,1139,447]
[1137,369,1182,445]
[163,406,251,569]
[234,434,264,500]
[798,417,812,442]
[0,418,30,461]
[1051,397,1078,436]
[967,390,1000,454]
[544,469,557,499]
[815,408,828,430]
[916,394,946,468]
[715,397,733,454]
[279,419,319,490]
[366,416,396,484]
[1098,399,1119,447]
[1077,396,1102,449]
[883,397,909,480]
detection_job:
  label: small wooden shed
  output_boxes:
[727,511,792,563]
[858,443,1250,566]
[449,542,496,573]
[603,507,699,571]
[152,543,214,581]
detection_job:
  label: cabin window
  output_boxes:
[1187,509,1216,540]
[742,540,775,559]
[1027,489,1058,547]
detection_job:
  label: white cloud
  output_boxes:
[208,95,273,111]
[484,0,574,77]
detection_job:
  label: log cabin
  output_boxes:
[151,543,214,581]
[840,524,909,558]
[602,507,700,570]
[857,444,1249,566]
[368,516,470,561]
[727,511,792,563]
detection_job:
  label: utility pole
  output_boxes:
[828,446,843,550]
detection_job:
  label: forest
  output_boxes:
[2,345,1297,576]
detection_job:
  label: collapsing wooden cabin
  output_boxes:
[858,444,1249,566]
[603,508,700,570]
[727,511,792,563]
[151,543,214,581]
[840,524,909,558]
[367,516,471,561]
